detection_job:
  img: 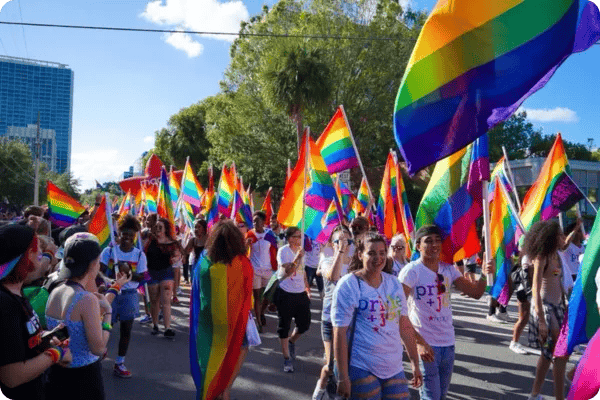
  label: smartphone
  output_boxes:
[37,325,69,352]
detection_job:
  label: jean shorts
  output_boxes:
[148,268,174,285]
[111,289,140,323]
[321,320,333,342]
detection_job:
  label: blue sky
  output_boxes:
[0,0,598,189]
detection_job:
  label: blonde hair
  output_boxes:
[388,234,408,263]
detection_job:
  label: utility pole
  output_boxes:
[33,112,40,206]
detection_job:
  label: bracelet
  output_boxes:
[480,274,487,282]
[106,287,120,297]
[102,322,112,331]
[41,252,53,261]
[44,346,64,364]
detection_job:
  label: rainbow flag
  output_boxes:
[567,329,600,400]
[566,212,600,354]
[205,167,219,230]
[376,152,398,240]
[488,156,514,203]
[182,160,204,214]
[261,187,273,223]
[415,136,489,263]
[142,185,157,213]
[489,176,523,305]
[316,106,359,174]
[169,168,181,213]
[396,163,415,257]
[190,254,253,400]
[520,134,584,231]
[88,195,112,250]
[316,198,344,244]
[278,131,336,240]
[157,167,176,234]
[356,178,370,214]
[393,0,600,174]
[218,165,236,216]
[47,181,85,227]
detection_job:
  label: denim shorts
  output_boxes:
[111,289,140,323]
[334,364,409,400]
[148,268,174,285]
[321,320,333,342]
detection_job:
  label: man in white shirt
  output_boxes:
[561,219,585,282]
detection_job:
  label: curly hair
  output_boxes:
[522,220,562,260]
[156,217,175,241]
[118,214,142,233]
[348,232,391,274]
[205,220,246,265]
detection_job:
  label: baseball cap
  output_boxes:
[415,225,443,245]
[58,232,102,280]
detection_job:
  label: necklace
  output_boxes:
[66,280,86,292]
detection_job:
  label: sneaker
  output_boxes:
[176,287,183,296]
[497,311,511,322]
[113,363,132,378]
[151,325,160,335]
[164,329,175,339]
[139,315,152,324]
[172,296,180,305]
[288,341,296,360]
[283,357,294,373]
[312,385,327,400]
[509,341,528,355]
[486,313,506,324]
[527,394,545,400]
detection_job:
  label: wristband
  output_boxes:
[44,346,64,364]
[480,274,487,282]
[110,283,121,292]
[102,322,112,331]
[106,285,120,297]
[41,252,53,261]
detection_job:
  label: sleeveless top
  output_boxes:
[146,239,178,271]
[46,291,100,368]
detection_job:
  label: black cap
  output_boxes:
[59,232,102,279]
[58,224,88,247]
[415,225,444,245]
[0,224,35,280]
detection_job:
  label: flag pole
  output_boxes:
[340,105,375,203]
[482,180,493,285]
[300,127,310,264]
[105,193,120,275]
[501,146,522,212]
[497,177,527,234]
[575,203,587,237]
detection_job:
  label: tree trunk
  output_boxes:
[294,109,303,154]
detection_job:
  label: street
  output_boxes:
[101,284,581,400]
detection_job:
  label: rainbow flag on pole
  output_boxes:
[357,178,370,213]
[376,152,399,240]
[218,165,236,216]
[488,156,514,203]
[88,194,112,250]
[47,181,85,227]
[316,106,359,174]
[316,198,344,244]
[157,167,176,234]
[169,168,181,213]
[261,187,274,223]
[393,0,600,174]
[182,160,204,214]
[190,254,253,400]
[395,161,415,257]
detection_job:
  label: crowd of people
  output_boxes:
[0,201,598,400]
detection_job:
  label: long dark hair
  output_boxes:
[522,220,562,260]
[205,220,246,265]
[156,217,175,241]
[348,232,391,274]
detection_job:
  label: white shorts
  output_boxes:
[253,268,273,290]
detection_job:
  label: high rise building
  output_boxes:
[0,55,74,173]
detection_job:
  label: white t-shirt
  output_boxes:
[319,256,350,322]
[100,246,148,291]
[332,273,408,379]
[398,260,462,347]
[249,231,272,272]
[305,240,320,267]
[560,243,585,276]
[277,245,306,293]
[595,267,600,309]
[391,259,406,277]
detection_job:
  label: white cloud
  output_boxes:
[519,107,579,123]
[141,0,249,55]
[143,135,155,144]
[0,0,13,13]
[399,0,414,9]
[71,149,131,190]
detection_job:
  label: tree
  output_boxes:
[0,140,35,207]
[40,170,81,202]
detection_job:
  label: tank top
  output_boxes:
[146,239,177,271]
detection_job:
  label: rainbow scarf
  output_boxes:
[182,160,204,214]
[190,254,253,400]
[416,136,489,263]
[47,181,85,227]
[316,106,359,174]
[489,176,523,305]
[394,0,600,174]
[566,212,600,354]
[88,195,112,249]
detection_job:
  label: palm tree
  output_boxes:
[266,47,332,150]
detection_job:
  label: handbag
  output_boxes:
[262,272,280,304]
[245,313,262,347]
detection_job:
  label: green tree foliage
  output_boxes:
[0,140,35,207]
[40,170,81,203]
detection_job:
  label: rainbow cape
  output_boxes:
[316,106,359,174]
[416,135,489,263]
[566,212,600,353]
[261,187,274,223]
[393,0,600,174]
[489,176,523,305]
[47,181,85,227]
[190,254,253,400]
[88,195,112,249]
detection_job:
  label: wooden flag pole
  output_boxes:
[300,127,310,266]
[501,146,522,212]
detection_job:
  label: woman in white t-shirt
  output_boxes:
[389,234,409,277]
[275,227,310,373]
[332,232,422,399]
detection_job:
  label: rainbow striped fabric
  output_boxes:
[489,176,523,305]
[218,165,236,216]
[182,160,204,214]
[377,152,398,240]
[316,106,359,174]
[396,164,415,256]
[157,167,176,234]
[260,187,273,223]
[566,212,600,354]
[520,134,584,231]
[393,0,600,174]
[168,169,181,213]
[205,168,219,230]
[317,198,344,244]
[88,195,112,249]
[488,157,514,203]
[190,254,253,400]
[357,178,370,213]
[416,136,489,263]
[47,181,86,227]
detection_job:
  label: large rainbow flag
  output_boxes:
[566,212,600,353]
[520,134,585,231]
[489,176,523,305]
[88,195,112,250]
[190,254,253,400]
[377,152,399,240]
[316,106,359,175]
[218,165,236,216]
[181,160,204,214]
[415,136,489,263]
[393,0,600,174]
[47,181,86,227]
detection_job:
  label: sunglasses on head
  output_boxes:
[437,273,446,295]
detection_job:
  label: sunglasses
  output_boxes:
[391,245,405,251]
[437,273,446,295]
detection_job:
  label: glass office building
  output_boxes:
[0,55,74,173]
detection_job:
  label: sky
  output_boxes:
[0,0,599,190]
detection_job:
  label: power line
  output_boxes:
[0,21,400,41]
[16,0,29,57]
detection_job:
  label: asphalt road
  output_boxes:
[99,284,582,400]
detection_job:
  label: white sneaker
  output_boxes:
[312,384,327,400]
[176,287,183,296]
[527,394,545,400]
[486,314,506,324]
[509,341,528,355]
[496,311,511,322]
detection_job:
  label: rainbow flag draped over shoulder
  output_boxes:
[47,181,85,227]
[394,0,600,174]
[416,136,489,263]
[317,106,359,174]
[489,176,523,305]
[182,160,204,214]
[566,212,600,353]
[88,195,112,249]
[377,152,398,240]
[520,134,585,231]
[190,254,253,400]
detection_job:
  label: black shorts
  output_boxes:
[46,360,104,400]
[275,289,311,339]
